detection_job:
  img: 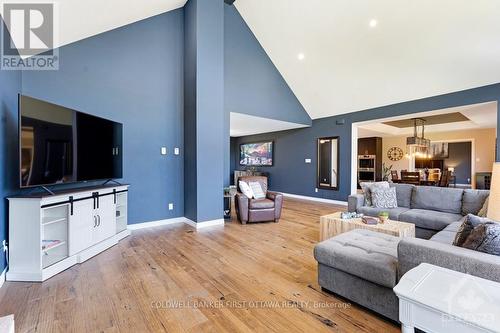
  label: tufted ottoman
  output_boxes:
[314,229,401,321]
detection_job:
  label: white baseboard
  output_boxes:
[127,217,187,230]
[281,192,347,206]
[128,217,225,231]
[184,218,225,229]
[0,268,6,289]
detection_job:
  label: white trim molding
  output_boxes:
[127,217,187,230]
[0,267,6,289]
[281,192,347,206]
[183,218,225,230]
[128,217,225,231]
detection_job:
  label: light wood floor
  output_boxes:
[0,198,399,333]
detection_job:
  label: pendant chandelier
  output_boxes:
[406,118,431,159]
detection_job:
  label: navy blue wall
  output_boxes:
[0,21,22,273]
[224,5,311,126]
[21,10,185,224]
[184,0,198,221]
[231,83,500,201]
[184,0,225,223]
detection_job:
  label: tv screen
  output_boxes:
[239,141,274,166]
[19,95,123,188]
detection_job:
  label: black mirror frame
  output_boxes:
[317,136,339,191]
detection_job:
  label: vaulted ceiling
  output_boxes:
[1,0,187,49]
[235,0,500,119]
[3,0,499,121]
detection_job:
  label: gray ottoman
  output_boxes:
[314,229,401,321]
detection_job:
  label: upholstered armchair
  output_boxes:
[235,176,283,224]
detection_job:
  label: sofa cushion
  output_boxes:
[390,183,414,208]
[249,198,274,209]
[430,220,463,244]
[411,186,464,214]
[399,209,463,231]
[358,206,410,221]
[462,189,490,215]
[314,229,400,288]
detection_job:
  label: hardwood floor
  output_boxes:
[0,198,399,333]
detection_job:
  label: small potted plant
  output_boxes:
[378,211,389,223]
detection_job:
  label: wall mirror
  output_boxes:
[317,137,339,190]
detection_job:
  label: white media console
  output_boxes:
[7,184,130,282]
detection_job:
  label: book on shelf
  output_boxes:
[42,240,63,250]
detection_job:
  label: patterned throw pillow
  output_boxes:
[453,214,491,246]
[360,181,390,207]
[249,181,266,199]
[371,187,398,209]
[461,222,500,256]
[239,181,254,199]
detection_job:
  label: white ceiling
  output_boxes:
[357,102,497,138]
[230,112,308,137]
[1,0,187,50]
[235,0,500,119]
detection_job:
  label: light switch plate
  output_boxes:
[305,158,312,164]
[174,147,180,155]
[168,203,174,210]
[161,147,167,155]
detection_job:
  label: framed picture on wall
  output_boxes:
[239,141,274,166]
[430,142,449,158]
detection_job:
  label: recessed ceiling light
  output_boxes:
[369,19,378,28]
[297,53,305,61]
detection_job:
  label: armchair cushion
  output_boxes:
[249,198,275,209]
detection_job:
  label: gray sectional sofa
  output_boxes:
[314,224,500,322]
[348,183,489,239]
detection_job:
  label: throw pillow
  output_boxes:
[453,214,493,246]
[462,190,490,216]
[461,222,500,256]
[371,187,398,209]
[478,196,489,217]
[239,181,254,199]
[249,181,266,199]
[360,181,390,207]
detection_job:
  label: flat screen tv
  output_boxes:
[19,95,123,188]
[239,141,274,166]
